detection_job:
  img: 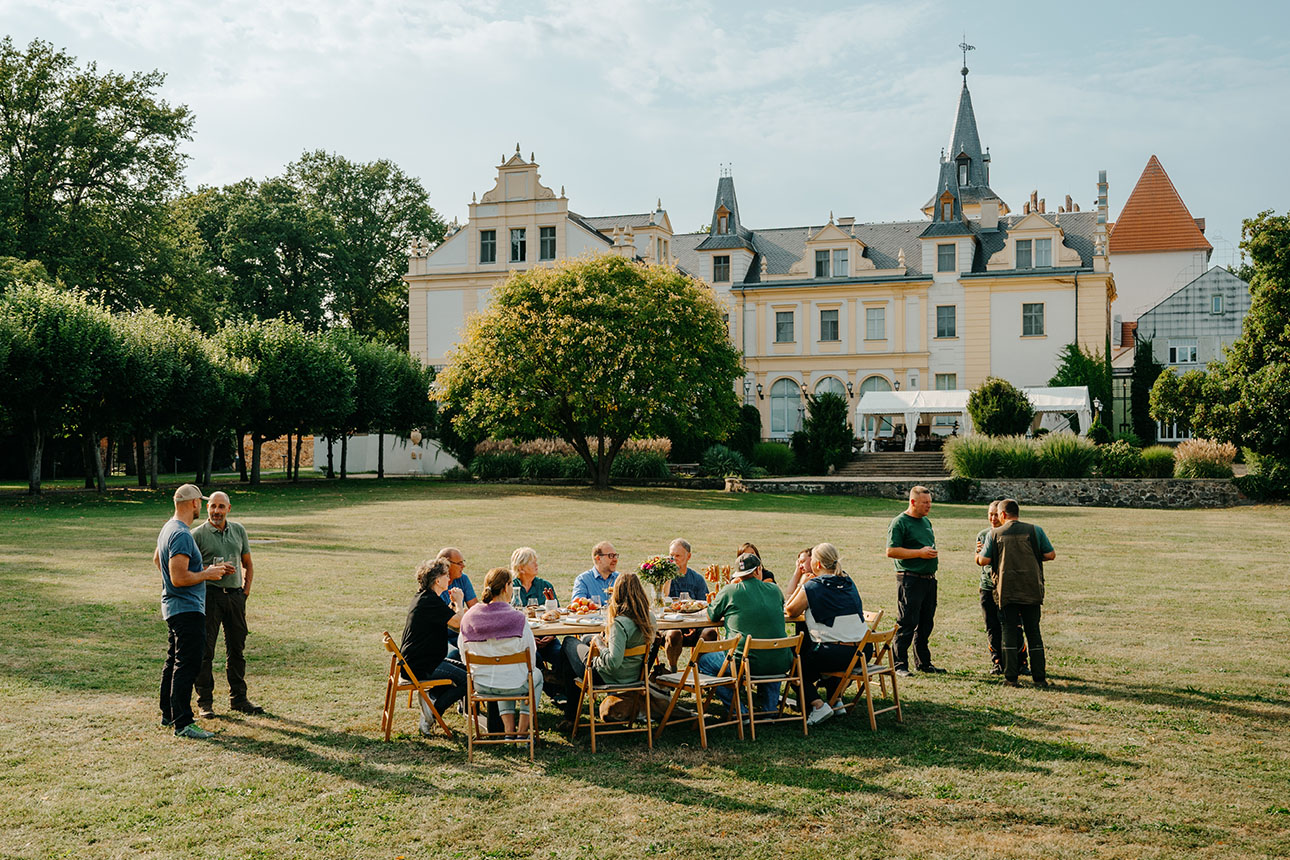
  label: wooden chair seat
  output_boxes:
[822,626,903,731]
[653,635,745,748]
[740,633,808,740]
[571,642,653,753]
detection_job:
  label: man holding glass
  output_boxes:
[886,485,943,677]
[571,541,620,605]
[192,491,262,718]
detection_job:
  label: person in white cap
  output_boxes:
[153,484,230,739]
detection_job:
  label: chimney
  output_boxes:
[1038,198,1046,214]
[980,198,999,230]
[1121,321,1136,349]
[1065,194,1073,212]
[1194,217,1206,234]
[837,216,855,227]
[1095,169,1110,270]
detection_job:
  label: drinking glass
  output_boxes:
[679,592,691,602]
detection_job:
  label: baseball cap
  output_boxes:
[173,484,209,503]
[732,553,761,579]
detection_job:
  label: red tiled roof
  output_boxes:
[1109,155,1212,254]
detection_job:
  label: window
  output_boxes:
[935,373,957,390]
[718,214,728,234]
[510,228,526,262]
[1211,294,1224,315]
[1035,238,1052,268]
[479,230,496,263]
[865,307,885,340]
[819,309,839,342]
[1016,239,1032,269]
[941,201,953,220]
[815,377,846,398]
[769,379,802,435]
[936,305,957,338]
[958,162,968,186]
[1022,302,1045,336]
[1157,419,1192,442]
[539,226,556,261]
[815,250,830,278]
[775,311,794,343]
[1169,344,1198,364]
[937,243,956,272]
[832,249,848,277]
[713,255,730,283]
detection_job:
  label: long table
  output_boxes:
[528,611,806,638]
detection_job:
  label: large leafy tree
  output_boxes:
[288,150,444,345]
[1048,343,1111,429]
[0,38,193,308]
[438,254,743,488]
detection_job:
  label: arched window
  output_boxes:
[769,378,802,435]
[814,377,846,399]
[858,375,893,434]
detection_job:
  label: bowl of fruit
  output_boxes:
[670,599,707,614]
[567,597,600,615]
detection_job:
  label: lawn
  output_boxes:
[1,481,1287,860]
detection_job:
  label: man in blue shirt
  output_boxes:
[436,547,477,659]
[661,538,714,672]
[571,541,620,605]
[153,484,230,739]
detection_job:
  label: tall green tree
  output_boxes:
[1130,338,1164,443]
[791,392,853,474]
[0,38,193,308]
[438,254,743,488]
[1048,343,1111,430]
[967,377,1035,437]
[288,151,444,345]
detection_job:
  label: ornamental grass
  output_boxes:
[1173,438,1237,478]
[943,435,999,478]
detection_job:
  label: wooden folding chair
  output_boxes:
[572,642,652,753]
[862,609,890,694]
[822,626,902,731]
[381,631,453,740]
[863,609,885,631]
[462,649,537,762]
[653,635,745,748]
[740,633,808,740]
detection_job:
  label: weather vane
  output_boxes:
[959,35,975,79]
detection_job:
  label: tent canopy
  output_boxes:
[854,386,1092,451]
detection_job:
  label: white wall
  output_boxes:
[989,289,1075,387]
[425,290,466,362]
[926,281,965,382]
[313,435,462,475]
[1111,250,1210,321]
[565,223,608,257]
[424,230,468,268]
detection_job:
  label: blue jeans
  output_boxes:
[694,652,780,712]
[473,668,544,715]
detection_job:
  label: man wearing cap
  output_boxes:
[192,491,263,718]
[696,553,791,712]
[153,484,231,739]
[886,485,944,677]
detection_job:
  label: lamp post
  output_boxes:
[409,428,422,475]
[743,379,752,405]
[756,382,763,400]
[846,380,854,399]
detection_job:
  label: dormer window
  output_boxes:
[716,205,731,235]
[942,201,953,220]
[958,161,969,187]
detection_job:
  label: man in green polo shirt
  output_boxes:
[886,485,943,677]
[192,491,263,717]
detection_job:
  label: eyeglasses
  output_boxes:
[450,559,466,567]
[598,553,619,560]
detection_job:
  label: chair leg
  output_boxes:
[588,689,598,754]
[796,677,808,736]
[653,684,684,744]
[745,680,757,741]
[864,677,878,732]
[382,677,395,741]
[643,684,653,752]
[695,685,709,749]
[571,686,585,739]
[891,673,903,723]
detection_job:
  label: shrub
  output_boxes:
[520,453,566,480]
[967,377,1035,436]
[610,451,671,480]
[1098,439,1144,478]
[943,435,999,478]
[1140,446,1176,478]
[943,476,980,502]
[995,436,1041,478]
[701,444,758,478]
[441,465,473,482]
[751,441,797,475]
[1174,438,1236,478]
[1038,434,1098,478]
[1086,418,1113,445]
[1113,430,1144,448]
[558,455,590,481]
[790,392,854,474]
[471,452,524,479]
[728,404,763,457]
[1234,453,1290,501]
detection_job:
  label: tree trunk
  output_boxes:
[595,435,609,489]
[204,441,215,486]
[340,435,348,479]
[149,433,159,490]
[92,434,107,493]
[284,430,293,479]
[25,419,43,495]
[236,429,248,482]
[82,433,95,489]
[136,433,148,487]
[294,433,304,481]
[377,430,385,479]
[251,435,262,485]
[104,435,114,479]
[326,437,335,479]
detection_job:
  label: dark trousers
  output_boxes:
[559,637,603,721]
[981,590,1029,670]
[161,611,206,731]
[894,576,937,670]
[535,637,565,702]
[425,658,468,712]
[196,588,249,707]
[1001,604,1045,683]
[801,642,867,703]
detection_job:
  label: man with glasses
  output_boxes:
[571,541,620,605]
[436,547,477,660]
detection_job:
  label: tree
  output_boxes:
[967,377,1035,436]
[791,392,853,474]
[0,38,193,308]
[1130,338,1164,443]
[288,151,445,345]
[373,349,436,479]
[438,254,743,488]
[1048,343,1110,430]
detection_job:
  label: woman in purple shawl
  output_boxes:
[460,567,544,736]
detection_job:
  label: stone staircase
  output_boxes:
[834,451,950,478]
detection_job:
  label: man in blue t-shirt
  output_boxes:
[436,547,477,658]
[661,538,714,672]
[571,541,620,605]
[153,484,230,739]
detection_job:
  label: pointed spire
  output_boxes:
[472,191,477,203]
[898,247,906,267]
[530,152,535,163]
[515,142,521,154]
[829,210,834,224]
[656,197,662,210]
[560,185,565,197]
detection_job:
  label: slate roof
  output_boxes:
[922,80,1003,211]
[581,212,657,231]
[566,211,614,245]
[1109,155,1211,254]
[696,176,757,252]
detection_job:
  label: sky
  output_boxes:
[3,0,1288,268]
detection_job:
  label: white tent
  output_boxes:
[855,386,1092,452]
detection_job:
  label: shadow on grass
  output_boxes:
[1054,675,1290,717]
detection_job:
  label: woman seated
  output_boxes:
[460,567,545,737]
[785,546,815,595]
[399,557,468,736]
[511,547,564,703]
[737,541,776,582]
[784,542,871,726]
[557,572,655,733]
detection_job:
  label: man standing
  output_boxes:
[885,485,943,677]
[571,541,620,605]
[977,499,1056,688]
[975,501,1028,676]
[192,491,263,718]
[154,484,230,739]
[661,538,712,673]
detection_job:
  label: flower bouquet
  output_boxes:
[637,555,679,607]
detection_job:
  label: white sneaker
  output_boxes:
[806,702,834,726]
[833,703,847,717]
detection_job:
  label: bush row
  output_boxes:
[944,434,1237,480]
[467,451,671,482]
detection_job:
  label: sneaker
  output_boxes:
[160,717,174,728]
[918,664,947,674]
[988,665,1004,676]
[806,702,834,726]
[1019,664,1032,677]
[894,668,913,678]
[833,703,847,717]
[197,705,216,719]
[1032,678,1051,688]
[175,723,216,739]
[418,721,435,737]
[230,700,265,715]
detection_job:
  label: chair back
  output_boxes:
[463,649,533,669]
[694,635,741,656]
[863,609,884,630]
[740,633,803,659]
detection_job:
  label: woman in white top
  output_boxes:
[459,567,544,736]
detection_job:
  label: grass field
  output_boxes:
[1,481,1288,859]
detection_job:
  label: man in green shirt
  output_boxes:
[886,485,944,677]
[192,491,263,717]
[698,553,790,712]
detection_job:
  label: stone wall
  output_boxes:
[725,476,1245,509]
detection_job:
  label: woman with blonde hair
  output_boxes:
[510,546,565,704]
[556,572,654,733]
[460,567,544,737]
[784,542,869,727]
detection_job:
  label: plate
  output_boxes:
[662,613,684,621]
[570,615,602,625]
